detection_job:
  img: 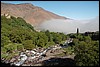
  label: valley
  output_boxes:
[1,2,99,66]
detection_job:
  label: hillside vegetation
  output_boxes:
[1,16,67,60]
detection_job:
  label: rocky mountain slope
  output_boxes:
[1,2,67,26]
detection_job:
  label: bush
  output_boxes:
[4,43,17,53]
[45,41,55,48]
[22,40,35,50]
[1,35,11,47]
[17,44,24,51]
[1,48,7,53]
[74,41,99,66]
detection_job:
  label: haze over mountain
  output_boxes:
[1,2,99,34]
[37,16,99,34]
[80,16,99,32]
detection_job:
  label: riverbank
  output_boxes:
[1,38,74,66]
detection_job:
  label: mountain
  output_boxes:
[1,2,99,34]
[1,2,67,26]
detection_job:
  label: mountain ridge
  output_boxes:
[1,2,68,26]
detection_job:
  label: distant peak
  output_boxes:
[20,3,32,5]
[1,2,34,6]
[17,3,34,6]
[1,2,13,5]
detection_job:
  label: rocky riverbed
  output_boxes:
[1,39,75,66]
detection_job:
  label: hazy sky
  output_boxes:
[2,1,99,20]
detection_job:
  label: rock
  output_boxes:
[10,58,16,63]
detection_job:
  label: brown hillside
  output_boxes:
[1,2,68,26]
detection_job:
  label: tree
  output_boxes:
[1,47,7,54]
[17,44,24,51]
[72,39,79,45]
[84,36,91,43]
[22,40,35,50]
[52,33,62,44]
[77,34,84,41]
[45,30,53,42]
[1,35,11,47]
[9,32,22,43]
[4,43,17,53]
[45,41,55,48]
[36,32,48,47]
[74,41,99,66]
[69,33,77,38]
